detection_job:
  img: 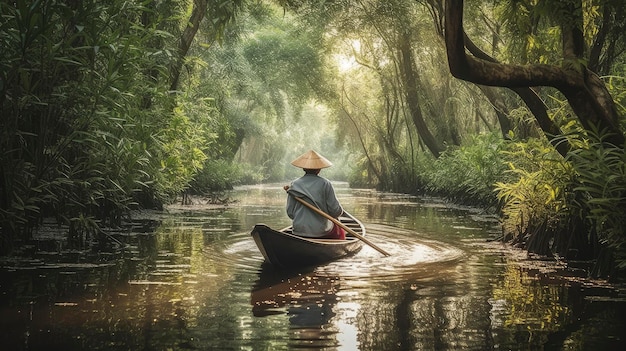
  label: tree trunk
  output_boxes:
[170,0,210,91]
[398,30,444,158]
[475,85,513,138]
[340,88,384,184]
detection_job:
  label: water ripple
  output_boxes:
[217,223,465,284]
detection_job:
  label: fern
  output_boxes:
[564,126,626,267]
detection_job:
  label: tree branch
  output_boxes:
[463,31,569,156]
[445,0,582,90]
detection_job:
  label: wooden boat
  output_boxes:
[251,212,365,268]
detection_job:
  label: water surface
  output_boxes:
[0,183,624,350]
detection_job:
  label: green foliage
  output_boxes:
[189,158,266,193]
[495,138,575,243]
[426,132,508,207]
[347,132,508,207]
[564,127,626,267]
[241,17,329,119]
[1,0,158,250]
[189,159,241,193]
[154,104,209,200]
[495,0,565,64]
[206,0,246,42]
[181,2,338,183]
[2,0,624,278]
[236,162,267,185]
[0,0,232,253]
[604,72,626,129]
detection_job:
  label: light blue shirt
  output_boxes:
[286,174,344,237]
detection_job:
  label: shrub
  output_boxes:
[426,132,507,207]
[495,137,576,255]
[565,127,626,270]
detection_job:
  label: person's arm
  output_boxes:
[285,186,296,219]
[324,182,344,218]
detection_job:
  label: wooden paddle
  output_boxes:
[284,186,390,256]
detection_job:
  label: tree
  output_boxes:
[445,0,625,148]
[170,0,245,91]
[443,0,626,273]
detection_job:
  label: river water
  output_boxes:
[0,183,624,350]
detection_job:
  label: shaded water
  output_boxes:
[1,183,624,350]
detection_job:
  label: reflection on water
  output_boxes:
[251,267,344,348]
[0,183,624,350]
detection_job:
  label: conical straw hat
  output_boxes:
[291,150,333,169]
